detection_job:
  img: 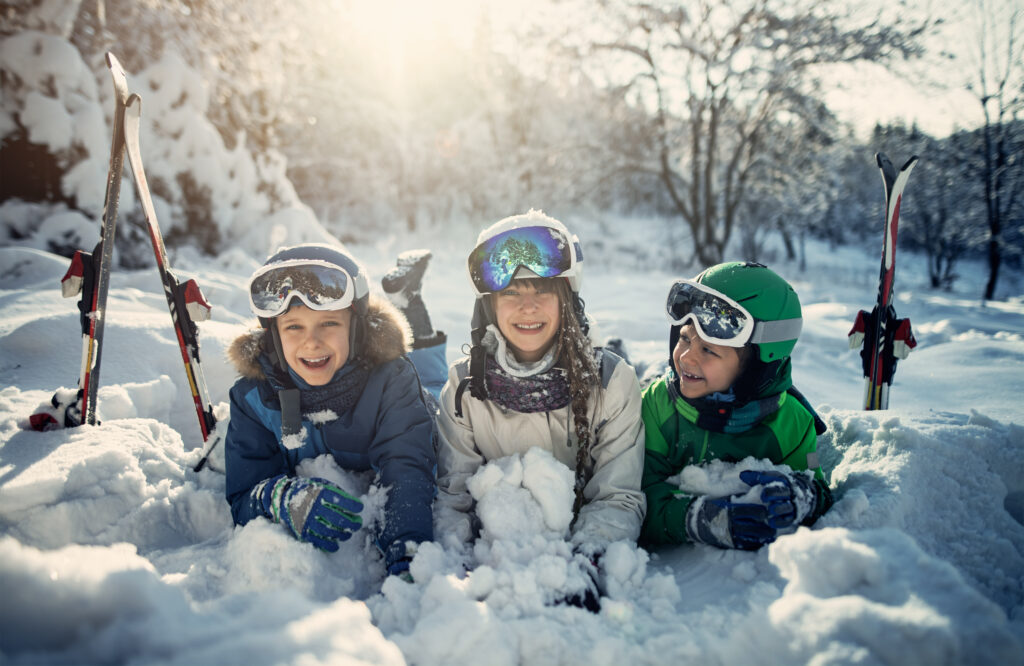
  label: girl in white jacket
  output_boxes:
[436,211,646,608]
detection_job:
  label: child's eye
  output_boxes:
[704,346,719,357]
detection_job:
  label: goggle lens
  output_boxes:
[666,281,753,345]
[249,261,353,317]
[468,226,574,293]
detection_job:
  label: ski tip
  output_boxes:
[105,52,129,102]
[875,152,892,170]
[901,155,920,171]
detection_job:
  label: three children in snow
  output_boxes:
[224,209,832,600]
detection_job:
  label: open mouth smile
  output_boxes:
[301,355,330,369]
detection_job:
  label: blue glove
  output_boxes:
[738,469,819,530]
[685,493,777,551]
[254,475,363,551]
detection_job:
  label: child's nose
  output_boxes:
[519,293,540,310]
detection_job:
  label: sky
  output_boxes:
[338,0,994,139]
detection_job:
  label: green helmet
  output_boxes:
[694,262,802,363]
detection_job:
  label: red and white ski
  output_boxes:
[849,153,919,410]
[39,53,131,429]
[122,93,220,461]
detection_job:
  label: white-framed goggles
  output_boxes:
[665,279,802,348]
[467,224,582,295]
[248,259,357,318]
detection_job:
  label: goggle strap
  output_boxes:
[749,317,803,345]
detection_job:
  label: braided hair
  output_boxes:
[549,278,599,519]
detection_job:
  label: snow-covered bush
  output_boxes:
[0,32,336,261]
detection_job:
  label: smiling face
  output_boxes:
[492,279,561,363]
[275,303,352,386]
[672,322,745,399]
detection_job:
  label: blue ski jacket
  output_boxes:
[224,296,439,569]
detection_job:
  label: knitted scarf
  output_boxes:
[668,369,782,434]
[260,351,372,416]
[485,356,571,413]
[297,360,372,415]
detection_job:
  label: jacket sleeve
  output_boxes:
[368,357,438,568]
[572,359,647,548]
[435,361,484,512]
[224,380,287,525]
[639,380,694,545]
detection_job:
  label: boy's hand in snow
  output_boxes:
[739,469,819,530]
[255,475,363,551]
[685,493,777,551]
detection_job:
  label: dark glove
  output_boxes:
[387,557,414,583]
[382,250,434,340]
[254,475,363,551]
[555,548,602,613]
[738,469,820,530]
[685,493,777,551]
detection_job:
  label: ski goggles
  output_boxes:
[248,259,356,318]
[467,225,581,294]
[665,280,802,347]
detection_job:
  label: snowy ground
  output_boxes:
[1,219,1022,665]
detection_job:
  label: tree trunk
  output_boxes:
[984,235,1001,300]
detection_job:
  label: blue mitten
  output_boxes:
[254,475,363,551]
[685,493,777,551]
[738,469,819,530]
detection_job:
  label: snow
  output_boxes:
[1,28,1023,666]
[1,227,1022,664]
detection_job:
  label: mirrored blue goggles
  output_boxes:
[468,225,578,294]
[248,259,355,318]
[665,280,756,347]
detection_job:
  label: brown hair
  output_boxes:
[491,277,599,517]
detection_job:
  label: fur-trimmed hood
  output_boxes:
[227,294,414,380]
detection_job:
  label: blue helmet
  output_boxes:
[249,243,371,363]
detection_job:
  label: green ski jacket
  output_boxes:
[640,375,831,546]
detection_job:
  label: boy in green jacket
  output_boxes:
[641,262,832,550]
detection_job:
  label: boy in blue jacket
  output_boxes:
[224,243,445,578]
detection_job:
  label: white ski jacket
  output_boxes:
[436,349,646,548]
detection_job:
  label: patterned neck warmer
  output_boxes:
[484,356,571,413]
[260,350,372,416]
[481,325,570,413]
[668,370,782,434]
[295,360,372,415]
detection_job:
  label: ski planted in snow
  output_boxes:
[849,153,919,410]
[122,93,220,466]
[36,53,131,430]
